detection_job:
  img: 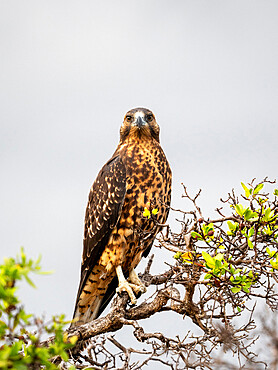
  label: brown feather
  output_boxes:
[71,108,171,327]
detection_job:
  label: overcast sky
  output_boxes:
[0,0,278,364]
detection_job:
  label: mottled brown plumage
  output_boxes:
[71,108,172,326]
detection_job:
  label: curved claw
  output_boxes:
[116,266,147,304]
[116,280,137,304]
[116,265,138,304]
[128,268,147,293]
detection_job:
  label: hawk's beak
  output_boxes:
[135,116,147,128]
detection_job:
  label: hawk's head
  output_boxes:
[120,108,160,143]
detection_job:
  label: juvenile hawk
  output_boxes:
[71,108,172,326]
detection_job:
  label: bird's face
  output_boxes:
[120,108,160,143]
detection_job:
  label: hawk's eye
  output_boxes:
[126,115,132,122]
[146,114,153,122]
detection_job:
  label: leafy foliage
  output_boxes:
[1,179,278,369]
[0,248,76,370]
[173,179,278,315]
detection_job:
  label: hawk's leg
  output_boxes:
[116,265,141,304]
[128,268,147,293]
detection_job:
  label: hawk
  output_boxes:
[71,108,172,327]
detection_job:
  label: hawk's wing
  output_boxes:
[73,154,126,315]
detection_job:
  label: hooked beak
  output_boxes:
[135,116,147,128]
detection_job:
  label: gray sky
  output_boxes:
[0,0,278,361]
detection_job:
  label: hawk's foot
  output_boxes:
[116,265,137,304]
[116,280,137,304]
[128,268,147,293]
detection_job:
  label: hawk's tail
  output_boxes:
[70,273,118,328]
[71,297,102,328]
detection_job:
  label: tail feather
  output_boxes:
[70,267,131,328]
[70,267,115,328]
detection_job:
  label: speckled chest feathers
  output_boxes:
[101,138,171,272]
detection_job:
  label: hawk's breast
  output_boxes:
[98,138,171,273]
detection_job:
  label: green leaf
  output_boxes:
[235,204,244,217]
[242,286,250,293]
[23,274,36,289]
[263,207,276,222]
[215,253,224,261]
[248,227,255,238]
[244,208,258,221]
[233,276,242,283]
[174,251,182,260]
[266,247,276,257]
[20,247,26,265]
[214,260,221,270]
[270,260,278,269]
[241,182,252,198]
[274,189,278,196]
[202,252,215,268]
[253,183,264,195]
[247,239,254,249]
[231,286,241,293]
[227,221,237,232]
[12,364,27,370]
[191,231,202,240]
[237,306,242,312]
[227,221,233,231]
[37,270,54,275]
